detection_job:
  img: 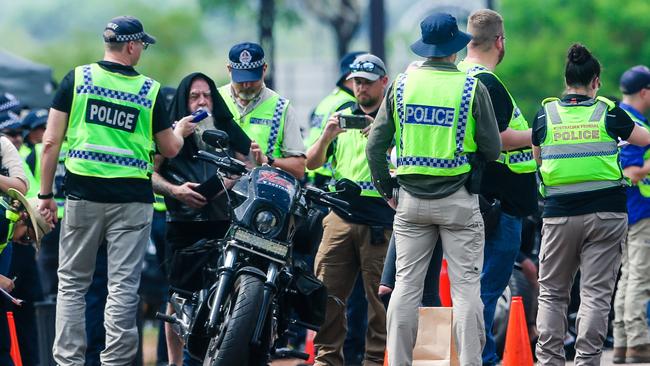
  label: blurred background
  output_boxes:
[3,0,650,132]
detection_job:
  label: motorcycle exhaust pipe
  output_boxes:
[251,263,279,346]
[206,245,238,335]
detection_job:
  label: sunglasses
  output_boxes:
[350,61,385,74]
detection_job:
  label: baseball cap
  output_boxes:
[103,16,156,45]
[410,13,472,58]
[0,93,21,114]
[620,65,650,94]
[228,42,265,83]
[346,54,387,82]
[22,109,48,131]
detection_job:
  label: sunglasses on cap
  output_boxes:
[350,61,385,74]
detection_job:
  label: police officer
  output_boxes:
[153,72,251,366]
[306,51,363,188]
[532,44,650,365]
[367,13,502,365]
[456,9,538,365]
[218,42,306,179]
[613,65,650,364]
[0,94,32,366]
[38,16,185,365]
[307,53,392,366]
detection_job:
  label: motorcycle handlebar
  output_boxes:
[194,150,248,175]
[304,187,351,211]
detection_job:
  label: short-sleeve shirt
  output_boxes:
[532,94,635,217]
[475,73,537,217]
[0,136,28,189]
[618,102,650,226]
[51,60,171,203]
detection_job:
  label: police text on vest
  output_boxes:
[85,99,140,133]
[405,104,455,127]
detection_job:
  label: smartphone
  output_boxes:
[191,109,210,123]
[338,114,370,129]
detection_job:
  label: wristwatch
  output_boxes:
[266,154,275,166]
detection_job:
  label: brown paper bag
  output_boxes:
[412,307,460,366]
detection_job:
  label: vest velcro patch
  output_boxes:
[85,99,139,133]
[250,117,273,126]
[405,104,455,127]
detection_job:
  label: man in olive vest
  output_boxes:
[367,13,502,365]
[39,16,187,365]
[218,42,305,179]
[613,65,650,363]
[456,10,538,365]
[307,53,393,366]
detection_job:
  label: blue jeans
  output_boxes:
[481,212,522,366]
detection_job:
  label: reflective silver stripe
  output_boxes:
[83,143,135,156]
[546,101,562,124]
[589,101,608,122]
[540,141,618,159]
[545,179,626,196]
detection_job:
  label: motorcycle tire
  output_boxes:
[203,274,265,366]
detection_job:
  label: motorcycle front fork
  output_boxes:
[206,243,238,335]
[251,263,279,346]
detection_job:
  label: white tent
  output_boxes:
[0,50,55,109]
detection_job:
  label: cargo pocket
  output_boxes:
[539,216,569,264]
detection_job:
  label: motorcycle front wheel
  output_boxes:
[203,273,264,366]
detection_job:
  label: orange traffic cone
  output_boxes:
[502,296,533,366]
[304,329,316,364]
[383,348,388,366]
[7,311,23,366]
[439,259,452,307]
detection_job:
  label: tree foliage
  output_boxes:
[497,0,650,121]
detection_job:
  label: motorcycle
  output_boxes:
[157,130,359,365]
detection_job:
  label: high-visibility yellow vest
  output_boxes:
[66,63,159,179]
[539,96,626,197]
[392,69,478,177]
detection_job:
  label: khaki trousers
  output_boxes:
[53,200,153,366]
[536,212,626,366]
[613,218,650,348]
[387,188,485,366]
[314,211,390,366]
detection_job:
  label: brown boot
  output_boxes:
[627,344,650,363]
[613,346,627,363]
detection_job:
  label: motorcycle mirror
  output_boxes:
[202,129,230,149]
[334,179,361,197]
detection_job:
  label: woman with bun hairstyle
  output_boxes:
[531,43,650,365]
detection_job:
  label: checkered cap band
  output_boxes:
[0,98,19,113]
[77,65,153,108]
[267,98,288,154]
[0,112,20,129]
[111,32,145,42]
[229,59,265,70]
[68,149,151,171]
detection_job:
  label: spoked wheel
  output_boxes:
[203,274,264,366]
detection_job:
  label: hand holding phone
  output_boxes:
[191,109,210,123]
[338,114,370,129]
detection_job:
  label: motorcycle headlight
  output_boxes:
[254,210,279,236]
